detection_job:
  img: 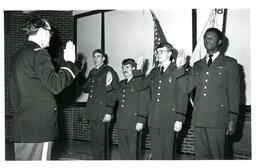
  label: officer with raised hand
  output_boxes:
[140,42,188,160]
[176,28,240,159]
[105,57,148,160]
[10,16,80,160]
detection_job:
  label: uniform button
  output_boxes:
[206,72,209,75]
[157,93,160,96]
[90,90,93,92]
[123,95,125,97]
[122,100,125,102]
[221,104,224,107]
[92,80,94,83]
[157,99,160,102]
[134,113,137,115]
[204,86,207,89]
[219,72,222,75]
[123,90,126,92]
[159,80,162,83]
[121,105,124,108]
[203,93,207,96]
[158,86,161,89]
[205,79,208,82]
[90,95,92,98]
[172,108,175,111]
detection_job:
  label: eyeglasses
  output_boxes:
[157,50,168,54]
[43,28,54,36]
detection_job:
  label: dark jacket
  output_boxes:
[141,63,188,129]
[175,54,240,128]
[10,41,80,143]
[81,64,119,120]
[107,71,149,129]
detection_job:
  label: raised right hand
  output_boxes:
[137,56,144,70]
[106,71,113,86]
[176,49,187,68]
[64,41,76,63]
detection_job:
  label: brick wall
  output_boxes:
[4,11,251,159]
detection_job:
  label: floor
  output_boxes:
[5,139,195,160]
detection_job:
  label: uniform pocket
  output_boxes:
[212,69,224,85]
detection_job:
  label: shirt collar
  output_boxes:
[95,63,104,70]
[160,61,171,72]
[127,76,133,83]
[207,51,220,62]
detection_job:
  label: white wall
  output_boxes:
[105,10,154,78]
[225,9,250,105]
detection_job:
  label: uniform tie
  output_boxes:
[160,66,164,75]
[207,54,213,67]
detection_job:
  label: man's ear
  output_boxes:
[168,50,173,57]
[218,40,223,46]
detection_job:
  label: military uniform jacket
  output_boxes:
[141,63,188,129]
[81,64,118,121]
[106,71,149,130]
[175,54,240,128]
[10,41,80,143]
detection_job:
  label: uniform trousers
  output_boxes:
[118,129,137,160]
[14,141,53,160]
[89,120,109,160]
[149,128,174,160]
[194,127,225,160]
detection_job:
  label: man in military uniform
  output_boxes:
[105,58,148,160]
[10,16,80,160]
[176,28,240,159]
[80,49,118,160]
[141,43,188,160]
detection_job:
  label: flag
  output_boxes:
[150,10,168,67]
[190,9,225,66]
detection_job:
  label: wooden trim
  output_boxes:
[192,9,197,51]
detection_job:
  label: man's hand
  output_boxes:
[64,41,76,63]
[103,114,111,122]
[226,121,236,135]
[137,56,144,70]
[174,121,183,132]
[135,123,144,132]
[176,49,187,68]
[106,71,113,86]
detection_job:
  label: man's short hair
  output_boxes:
[205,28,223,41]
[23,16,48,36]
[122,58,137,68]
[156,42,174,52]
[93,49,106,58]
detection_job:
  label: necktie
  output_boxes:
[160,66,164,75]
[207,54,213,67]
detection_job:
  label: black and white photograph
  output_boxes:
[1,0,255,168]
